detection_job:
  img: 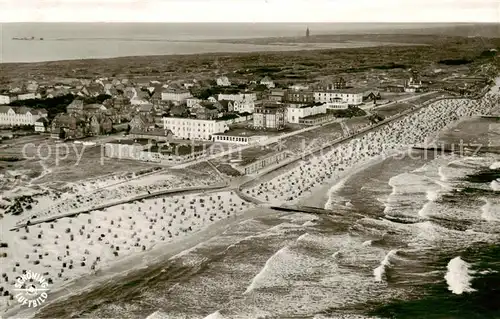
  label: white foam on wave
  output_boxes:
[203,310,225,319]
[445,257,476,294]
[491,180,500,191]
[145,310,169,319]
[374,249,398,282]
[324,178,347,210]
[480,199,500,222]
[490,162,500,169]
[243,246,295,294]
[362,240,372,247]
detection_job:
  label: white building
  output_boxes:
[0,95,14,105]
[217,93,257,102]
[161,89,192,104]
[233,100,259,114]
[325,98,349,110]
[186,98,203,108]
[0,106,48,126]
[35,117,49,132]
[313,89,363,106]
[290,84,310,91]
[287,103,327,124]
[17,92,37,101]
[163,117,229,140]
[260,76,275,89]
[216,76,231,87]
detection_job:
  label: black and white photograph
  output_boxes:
[0,1,499,318]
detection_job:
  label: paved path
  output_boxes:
[12,182,229,230]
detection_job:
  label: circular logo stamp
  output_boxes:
[13,270,50,308]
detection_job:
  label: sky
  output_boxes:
[0,0,498,23]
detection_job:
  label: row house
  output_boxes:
[163,117,229,140]
[0,106,48,126]
[313,89,364,106]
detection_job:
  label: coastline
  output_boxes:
[0,39,421,65]
[4,206,278,319]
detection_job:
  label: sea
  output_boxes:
[30,116,500,318]
[0,22,468,63]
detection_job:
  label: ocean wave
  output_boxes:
[243,246,297,294]
[491,180,500,191]
[145,311,170,319]
[490,162,500,170]
[444,257,476,294]
[480,199,500,222]
[374,249,398,282]
[203,310,225,319]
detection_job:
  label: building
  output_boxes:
[0,106,48,126]
[289,84,310,91]
[286,103,327,124]
[313,89,363,106]
[286,90,315,103]
[404,77,425,93]
[89,114,113,136]
[299,113,336,125]
[129,114,155,132]
[163,117,229,140]
[260,76,275,89]
[233,100,258,114]
[217,93,257,102]
[216,76,231,87]
[269,89,288,102]
[17,92,37,101]
[191,103,219,120]
[50,114,86,139]
[253,103,286,130]
[35,117,49,132]
[318,77,347,90]
[325,98,349,110]
[0,94,15,105]
[161,89,192,104]
[67,99,85,114]
[186,98,203,108]
[238,151,289,175]
[363,90,382,102]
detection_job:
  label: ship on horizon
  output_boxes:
[12,36,44,41]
